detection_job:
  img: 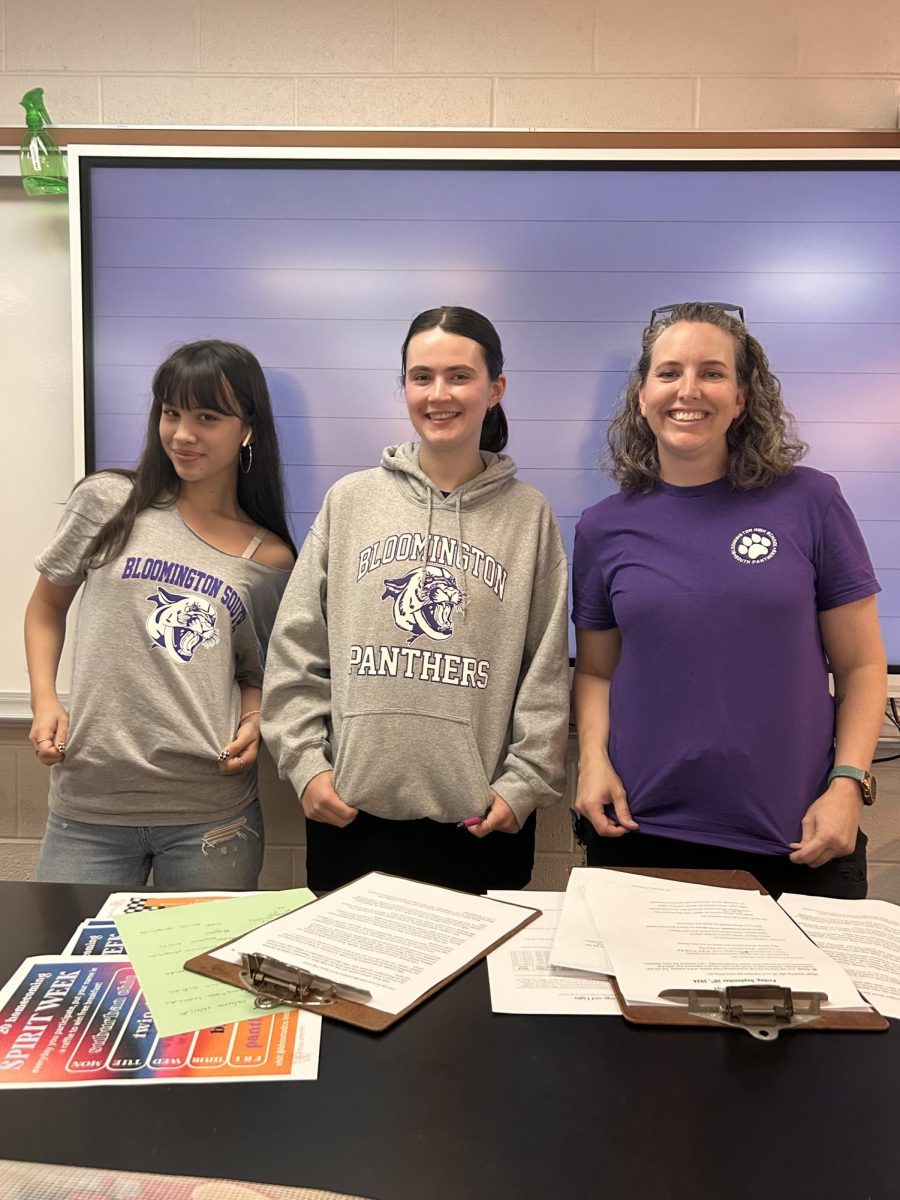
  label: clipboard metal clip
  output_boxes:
[659,985,827,1041]
[239,952,372,1009]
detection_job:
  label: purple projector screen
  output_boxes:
[82,158,899,667]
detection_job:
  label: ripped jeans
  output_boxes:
[36,801,264,890]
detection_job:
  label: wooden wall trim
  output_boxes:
[2,128,899,151]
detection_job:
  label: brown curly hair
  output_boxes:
[606,302,807,492]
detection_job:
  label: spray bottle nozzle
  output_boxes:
[21,87,52,131]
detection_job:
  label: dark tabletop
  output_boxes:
[0,881,897,1200]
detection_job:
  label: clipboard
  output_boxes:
[604,868,889,1038]
[184,871,541,1033]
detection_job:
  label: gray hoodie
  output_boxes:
[262,443,570,827]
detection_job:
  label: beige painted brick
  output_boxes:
[296,76,492,128]
[868,862,900,905]
[863,760,900,856]
[7,0,199,72]
[259,748,305,847]
[857,757,899,902]
[798,0,900,73]
[495,77,693,130]
[860,817,900,865]
[102,76,294,126]
[0,840,41,882]
[699,76,900,130]
[537,800,577,854]
[201,0,394,74]
[0,750,16,838]
[397,0,594,75]
[529,851,580,891]
[0,75,99,127]
[595,0,796,75]
[16,746,50,839]
[259,846,295,889]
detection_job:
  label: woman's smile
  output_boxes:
[638,321,745,484]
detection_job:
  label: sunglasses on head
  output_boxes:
[649,302,746,326]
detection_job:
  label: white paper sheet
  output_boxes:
[486,891,620,1015]
[549,869,614,976]
[216,872,538,1015]
[581,870,865,1009]
[778,893,900,1020]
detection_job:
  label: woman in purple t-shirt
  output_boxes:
[572,302,886,898]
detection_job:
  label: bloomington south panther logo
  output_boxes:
[381,566,466,644]
[731,527,778,565]
[145,587,220,663]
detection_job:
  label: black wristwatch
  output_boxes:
[827,765,876,805]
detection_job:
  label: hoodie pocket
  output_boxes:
[333,708,492,823]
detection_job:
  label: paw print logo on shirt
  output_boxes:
[731,527,777,565]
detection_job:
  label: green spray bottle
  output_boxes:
[19,88,68,196]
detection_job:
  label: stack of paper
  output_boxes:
[574,869,866,1009]
[548,868,877,1014]
[0,889,323,1087]
[485,892,619,1015]
[778,894,900,1020]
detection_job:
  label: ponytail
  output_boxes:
[480,404,508,453]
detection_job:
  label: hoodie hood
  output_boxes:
[380,442,519,615]
[380,442,518,510]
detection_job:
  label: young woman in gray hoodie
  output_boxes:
[262,307,571,894]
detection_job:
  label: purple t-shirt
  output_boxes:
[572,467,880,855]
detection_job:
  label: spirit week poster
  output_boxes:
[0,956,318,1086]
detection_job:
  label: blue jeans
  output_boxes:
[36,801,264,890]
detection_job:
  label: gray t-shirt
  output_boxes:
[36,473,290,825]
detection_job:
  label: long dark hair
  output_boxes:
[400,306,508,453]
[83,340,296,565]
[607,302,806,491]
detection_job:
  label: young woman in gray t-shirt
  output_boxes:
[25,340,295,888]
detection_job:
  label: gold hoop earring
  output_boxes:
[240,441,253,474]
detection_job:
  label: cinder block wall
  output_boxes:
[1,0,898,895]
[1,0,899,130]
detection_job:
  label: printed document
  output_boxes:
[778,893,900,1020]
[580,870,865,1008]
[549,868,614,976]
[216,873,537,1015]
[116,888,319,1036]
[486,891,619,1015]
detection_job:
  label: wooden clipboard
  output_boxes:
[605,867,888,1034]
[184,871,541,1033]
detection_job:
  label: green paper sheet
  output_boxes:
[115,888,316,1036]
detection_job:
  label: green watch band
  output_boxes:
[827,765,876,805]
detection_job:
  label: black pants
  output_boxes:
[306,809,537,895]
[580,825,868,900]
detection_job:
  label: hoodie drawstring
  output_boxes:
[422,487,434,571]
[455,492,469,618]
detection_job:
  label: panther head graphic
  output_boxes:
[145,587,220,664]
[381,566,466,644]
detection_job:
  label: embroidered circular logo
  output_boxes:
[731,528,777,565]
